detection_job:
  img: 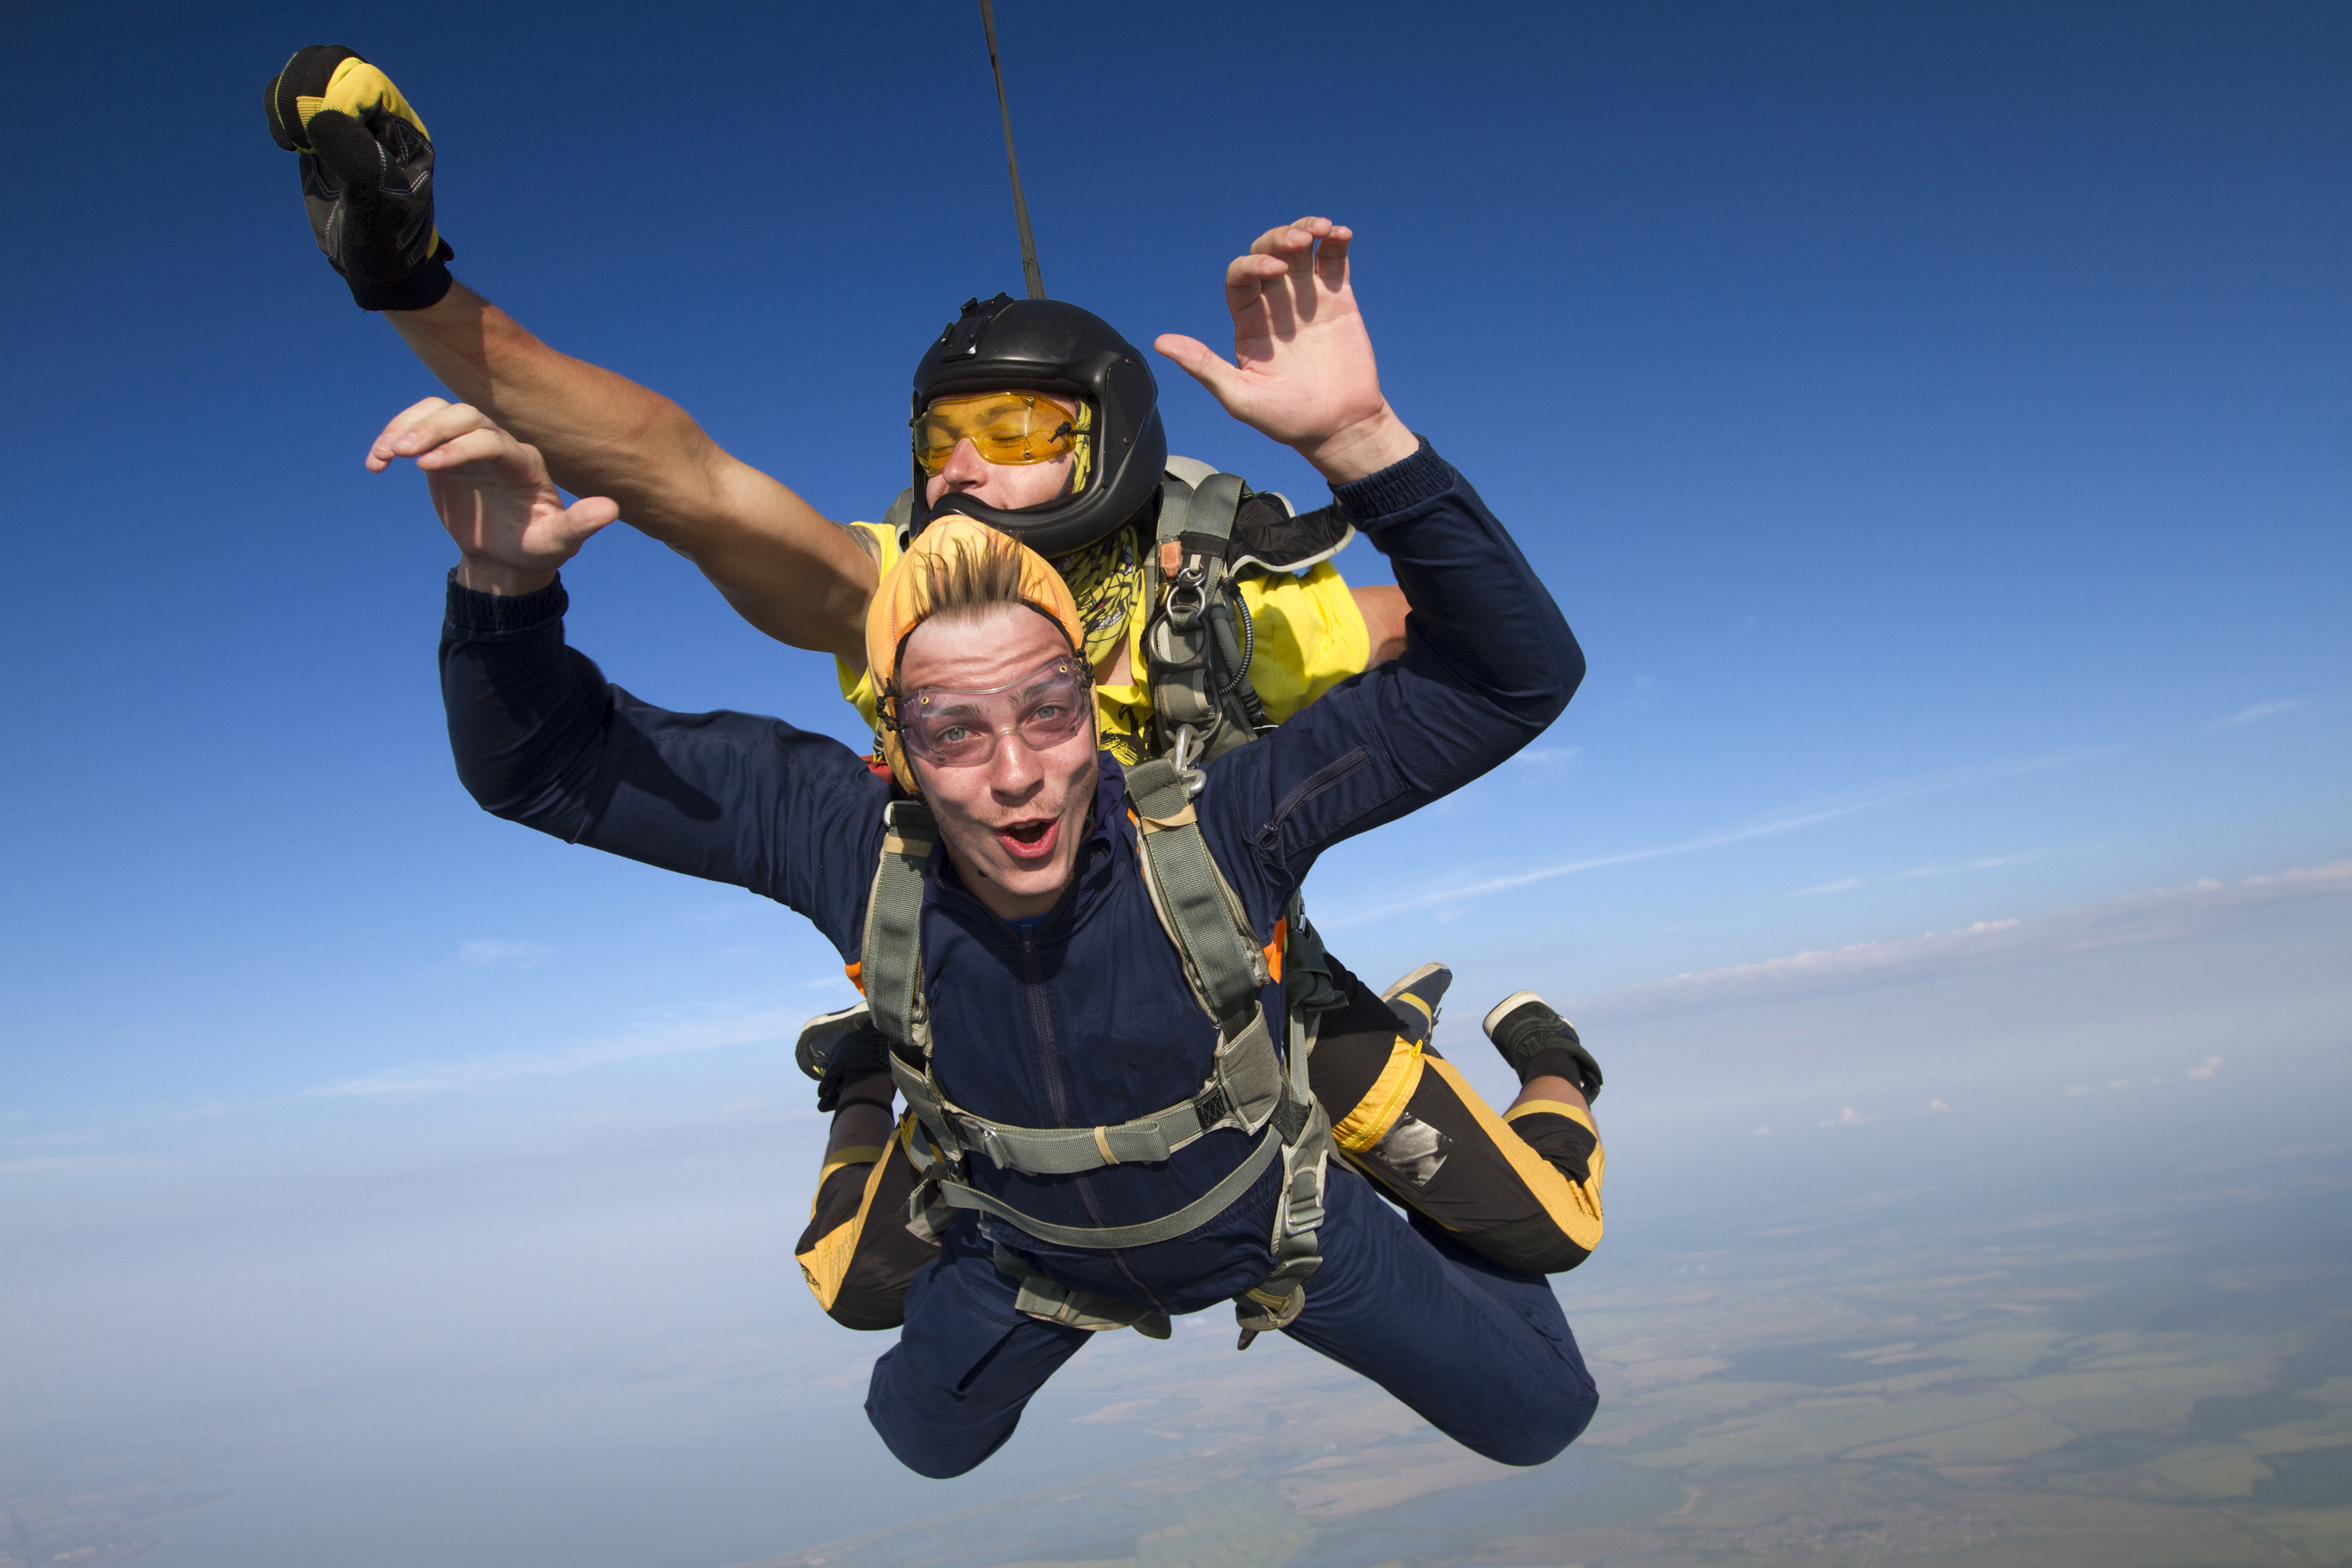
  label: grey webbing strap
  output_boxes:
[993,1245,1172,1338]
[888,1052,962,1163]
[860,800,934,1046]
[1154,473,1193,554]
[862,800,962,1157]
[938,1002,1285,1175]
[1234,996,1331,1349]
[1187,472,1246,548]
[1148,470,1263,768]
[1163,454,1218,489]
[1124,758,1266,1033]
[936,1121,1284,1249]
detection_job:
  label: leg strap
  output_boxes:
[992,1245,1171,1338]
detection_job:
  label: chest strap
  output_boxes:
[929,1120,1286,1250]
[912,1001,1286,1176]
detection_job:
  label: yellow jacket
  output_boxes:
[833,518,1370,761]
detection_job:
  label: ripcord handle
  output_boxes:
[978,0,1046,301]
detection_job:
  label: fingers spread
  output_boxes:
[1153,334,1242,402]
[1247,224,1304,257]
[1152,333,1218,375]
[1315,225,1354,290]
[1223,250,1285,314]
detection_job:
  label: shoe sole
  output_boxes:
[799,1000,872,1035]
[1382,961,1453,1023]
[1481,989,1549,1040]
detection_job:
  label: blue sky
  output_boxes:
[2,3,2347,1562]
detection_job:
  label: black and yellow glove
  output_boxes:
[264,46,455,311]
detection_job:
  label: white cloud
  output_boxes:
[1511,746,1583,767]
[2065,1085,2090,1096]
[306,1008,806,1098]
[1821,1105,1875,1127]
[2187,1055,2223,1080]
[2220,697,2305,728]
[1574,860,2352,1021]
[1795,877,1863,897]
[1752,1125,1772,1136]
[459,939,550,969]
[1928,1098,1949,1112]
[1326,748,2109,928]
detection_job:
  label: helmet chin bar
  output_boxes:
[923,470,1161,561]
[910,295,1169,559]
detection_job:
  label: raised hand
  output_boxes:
[368,398,619,594]
[1153,217,1419,485]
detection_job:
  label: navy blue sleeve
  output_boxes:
[1200,442,1584,913]
[437,573,884,957]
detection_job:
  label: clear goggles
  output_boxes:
[911,392,1083,477]
[891,655,1092,768]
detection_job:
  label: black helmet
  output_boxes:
[910,293,1168,559]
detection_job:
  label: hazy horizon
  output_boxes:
[3,1,2346,1564]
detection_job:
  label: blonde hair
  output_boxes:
[910,535,1046,632]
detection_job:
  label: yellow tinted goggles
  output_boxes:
[912,392,1083,476]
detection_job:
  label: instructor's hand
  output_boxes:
[264,45,455,311]
[1154,217,1418,486]
[369,399,619,595]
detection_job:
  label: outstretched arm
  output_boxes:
[263,46,875,661]
[370,406,886,942]
[375,286,876,660]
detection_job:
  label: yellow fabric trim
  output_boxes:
[1505,1098,1597,1138]
[811,1145,887,1211]
[1425,1058,1604,1251]
[1092,1125,1118,1165]
[1332,1037,1426,1153]
[796,1116,910,1311]
[319,57,434,141]
[832,520,1370,745]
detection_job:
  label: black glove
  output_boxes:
[795,1004,894,1114]
[264,46,454,311]
[1526,1034,1604,1105]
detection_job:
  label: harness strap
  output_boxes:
[1124,757,1267,1032]
[992,1245,1172,1338]
[932,1121,1285,1249]
[935,1003,1284,1175]
[1239,987,1332,1348]
[861,800,934,1042]
[1144,470,1264,766]
[864,801,962,1160]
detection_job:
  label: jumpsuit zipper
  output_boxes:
[1016,927,1167,1312]
[1256,747,1370,853]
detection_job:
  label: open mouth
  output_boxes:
[995,817,1059,863]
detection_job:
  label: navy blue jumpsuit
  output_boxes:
[440,443,1597,1477]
